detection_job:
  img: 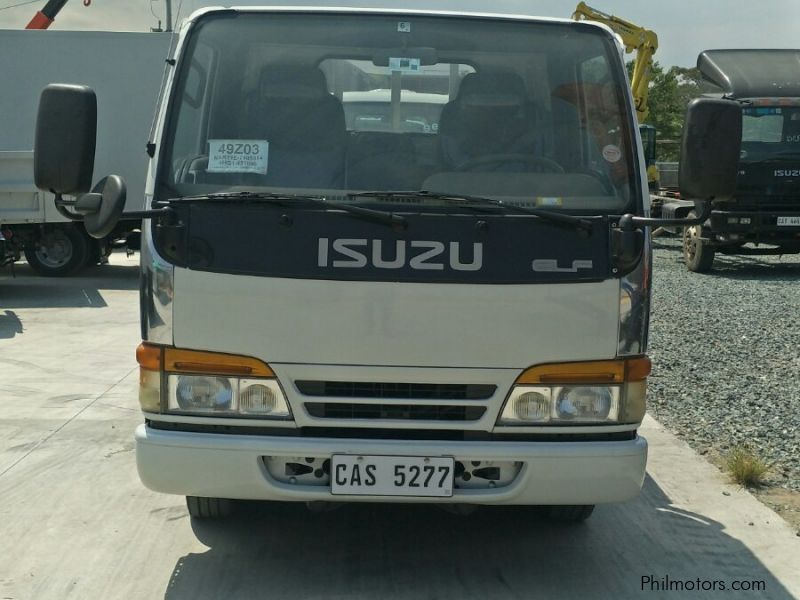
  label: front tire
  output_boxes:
[682,211,715,272]
[186,496,233,519]
[24,224,90,276]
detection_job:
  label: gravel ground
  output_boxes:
[648,237,800,492]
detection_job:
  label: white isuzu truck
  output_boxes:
[31,6,741,520]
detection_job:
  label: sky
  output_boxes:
[1,0,798,68]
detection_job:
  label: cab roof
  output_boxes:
[698,49,800,99]
[183,5,614,37]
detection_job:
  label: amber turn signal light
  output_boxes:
[136,343,162,371]
[516,357,651,385]
[135,343,274,377]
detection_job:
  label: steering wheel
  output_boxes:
[455,154,565,173]
[574,167,617,196]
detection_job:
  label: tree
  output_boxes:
[627,61,712,160]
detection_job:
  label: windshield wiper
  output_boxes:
[349,190,594,233]
[163,191,407,228]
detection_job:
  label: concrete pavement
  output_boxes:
[1,257,798,599]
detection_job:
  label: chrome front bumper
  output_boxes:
[135,425,647,505]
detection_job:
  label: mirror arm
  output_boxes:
[618,198,712,231]
[53,193,84,222]
[52,188,176,226]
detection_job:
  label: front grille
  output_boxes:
[295,380,496,400]
[147,419,638,442]
[304,402,486,421]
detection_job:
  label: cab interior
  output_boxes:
[168,14,636,207]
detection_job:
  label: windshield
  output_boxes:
[161,12,639,212]
[741,105,800,161]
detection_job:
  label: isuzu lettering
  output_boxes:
[31,7,741,521]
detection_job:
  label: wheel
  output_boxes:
[24,224,90,276]
[682,211,715,272]
[186,496,233,519]
[456,153,565,173]
[544,505,595,522]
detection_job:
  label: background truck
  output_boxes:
[659,49,800,272]
[0,29,170,275]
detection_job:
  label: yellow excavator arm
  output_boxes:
[572,2,658,123]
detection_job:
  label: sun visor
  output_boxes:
[698,49,800,98]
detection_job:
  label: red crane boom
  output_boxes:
[26,0,90,30]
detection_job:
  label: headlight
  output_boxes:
[240,381,275,413]
[507,388,552,423]
[555,386,618,422]
[498,385,622,425]
[238,379,291,417]
[137,345,293,420]
[497,358,649,426]
[170,375,235,413]
[166,374,291,418]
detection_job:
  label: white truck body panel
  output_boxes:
[172,269,621,369]
[0,30,171,225]
[0,151,39,223]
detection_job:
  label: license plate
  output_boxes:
[331,455,454,497]
[777,216,800,226]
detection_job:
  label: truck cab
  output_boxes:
[676,50,800,271]
[29,7,740,521]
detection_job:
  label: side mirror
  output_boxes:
[679,98,742,202]
[34,84,97,195]
[615,97,741,251]
[75,176,127,239]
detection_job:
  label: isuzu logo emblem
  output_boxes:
[318,238,483,271]
[531,259,594,273]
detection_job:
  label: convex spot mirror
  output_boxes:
[34,84,97,196]
[75,176,127,239]
[679,98,742,202]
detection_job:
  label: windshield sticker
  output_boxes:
[389,57,421,73]
[207,140,269,174]
[536,197,563,207]
[397,22,411,33]
[602,144,622,163]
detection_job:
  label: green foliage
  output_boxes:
[725,445,770,488]
[626,61,715,161]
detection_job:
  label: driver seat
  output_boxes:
[438,72,543,170]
